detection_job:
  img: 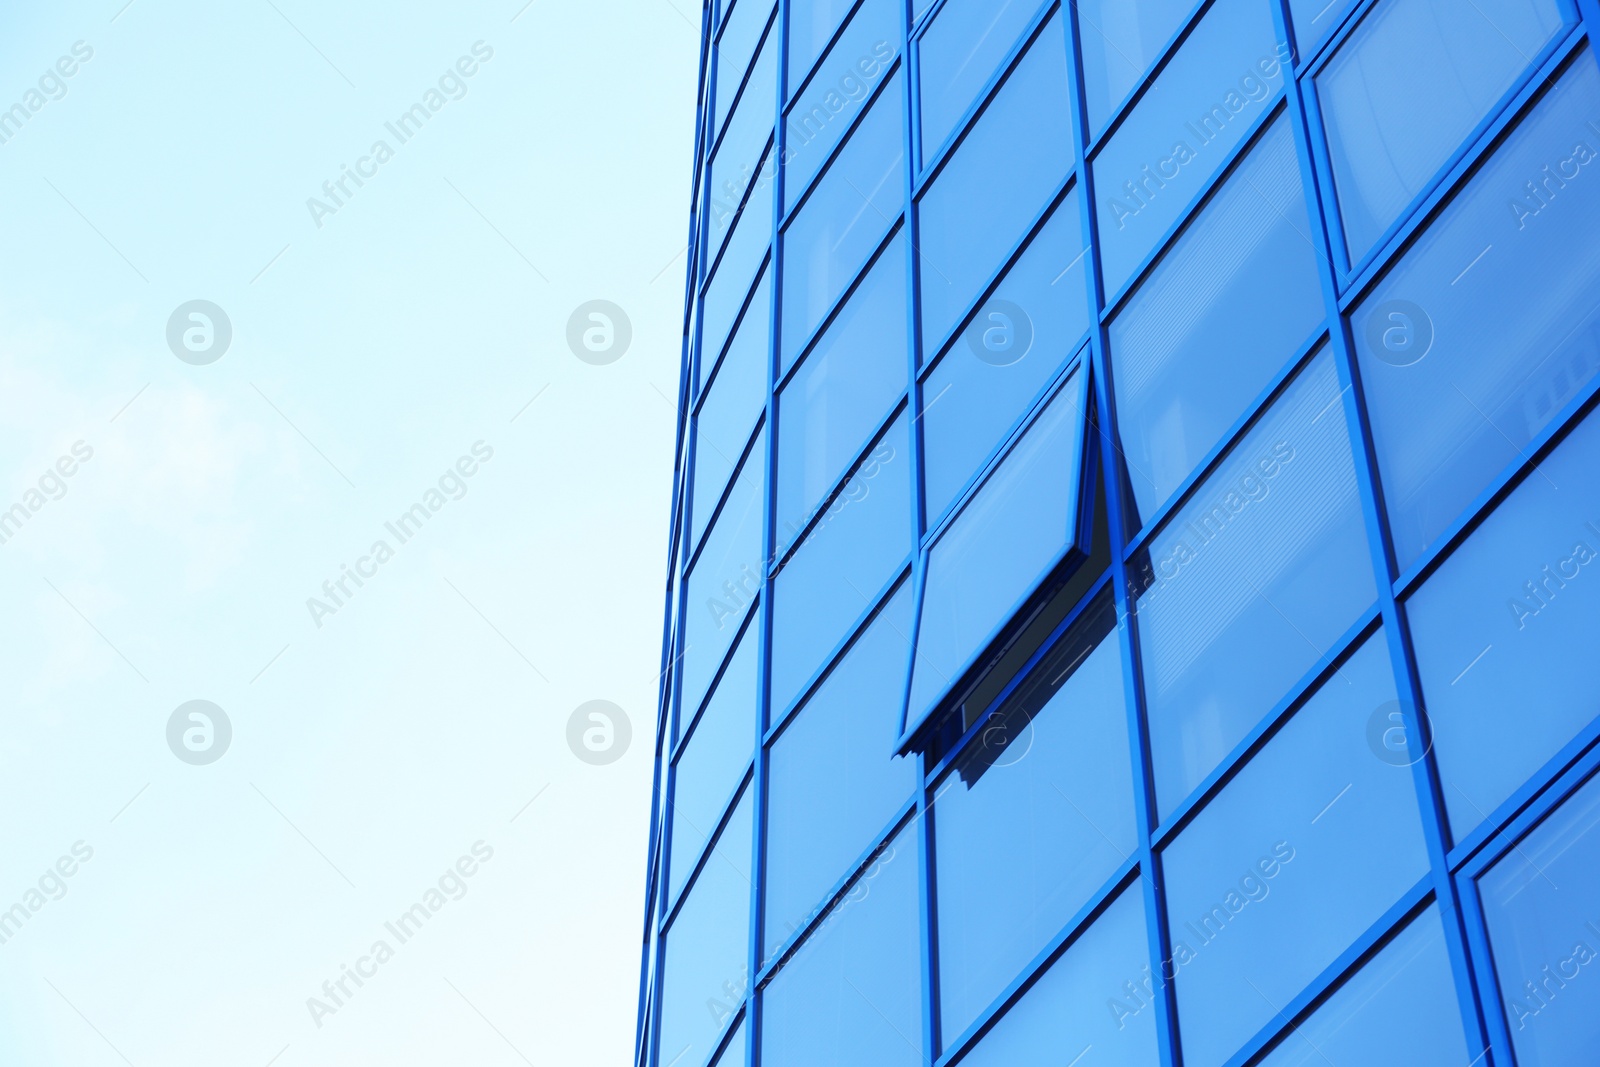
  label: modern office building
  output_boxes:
[638,0,1600,1064]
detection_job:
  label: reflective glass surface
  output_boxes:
[760,825,923,1067]
[711,1017,748,1067]
[1091,0,1286,297]
[788,0,861,94]
[1136,351,1377,816]
[917,0,1044,163]
[716,0,778,136]
[1480,769,1600,1067]
[659,785,754,1067]
[782,0,900,212]
[907,371,1088,728]
[1256,907,1470,1067]
[1317,0,1564,264]
[703,152,773,366]
[933,594,1136,1045]
[770,412,913,716]
[918,11,1072,353]
[1286,0,1347,57]
[1408,406,1600,840]
[1161,632,1431,1067]
[776,231,907,544]
[1109,114,1324,527]
[765,581,918,962]
[709,26,779,265]
[693,265,771,552]
[921,188,1091,525]
[781,71,906,369]
[1077,0,1197,136]
[1352,51,1600,571]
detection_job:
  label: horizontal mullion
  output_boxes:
[1079,0,1221,161]
[773,218,905,396]
[659,763,757,933]
[778,55,905,230]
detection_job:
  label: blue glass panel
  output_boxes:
[1136,350,1377,817]
[921,189,1091,527]
[1352,51,1600,572]
[1257,907,1470,1067]
[907,371,1088,727]
[765,581,917,962]
[934,594,1137,1046]
[1286,0,1347,58]
[682,428,766,721]
[781,72,906,371]
[918,0,1045,164]
[669,617,760,904]
[761,824,923,1067]
[1091,0,1286,298]
[1077,0,1197,136]
[1109,114,1324,527]
[659,785,754,1067]
[1161,632,1430,1067]
[711,1017,747,1067]
[693,265,771,552]
[716,0,777,136]
[1316,0,1563,264]
[703,148,773,366]
[1407,405,1600,840]
[709,26,779,266]
[776,232,907,546]
[771,411,913,716]
[783,0,900,212]
[1480,770,1600,1066]
[918,12,1072,353]
[789,0,861,95]
[957,885,1159,1067]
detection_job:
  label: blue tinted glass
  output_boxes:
[716,0,778,136]
[1091,0,1286,298]
[1352,52,1600,572]
[776,232,907,544]
[788,0,861,94]
[1109,115,1324,527]
[1161,632,1430,1067]
[771,412,913,716]
[1480,770,1600,1066]
[918,0,1045,164]
[761,824,923,1067]
[682,428,766,720]
[1257,907,1470,1067]
[918,12,1072,353]
[1285,0,1347,58]
[781,72,906,369]
[922,190,1091,526]
[1317,0,1563,264]
[670,617,760,904]
[907,371,1088,727]
[659,785,754,1067]
[765,581,917,962]
[711,1017,747,1067]
[934,595,1137,1046]
[957,885,1158,1067]
[709,28,779,268]
[703,150,773,366]
[1407,406,1600,840]
[693,266,771,552]
[1077,0,1196,136]
[1137,351,1377,817]
[783,0,900,212]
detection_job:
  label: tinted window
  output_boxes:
[1316,0,1563,264]
[693,265,771,553]
[933,594,1137,1046]
[918,12,1073,353]
[715,0,778,136]
[1285,0,1346,58]
[1077,0,1197,136]
[1352,51,1600,571]
[1161,632,1431,1067]
[765,581,918,962]
[1407,406,1600,840]
[907,371,1089,730]
[711,1017,747,1067]
[1109,115,1324,527]
[1091,0,1286,297]
[1136,351,1377,816]
[709,26,779,266]
[776,231,907,545]
[918,0,1045,164]
[921,189,1091,527]
[703,153,772,367]
[761,825,923,1067]
[781,72,906,370]
[1480,770,1600,1067]
[788,0,861,94]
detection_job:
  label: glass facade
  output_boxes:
[642,2,1600,1065]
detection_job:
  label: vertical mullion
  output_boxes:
[1062,4,1182,1067]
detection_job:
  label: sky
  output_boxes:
[0,0,696,1063]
